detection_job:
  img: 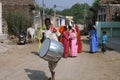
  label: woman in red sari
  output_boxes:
[62,26,70,58]
[75,25,82,53]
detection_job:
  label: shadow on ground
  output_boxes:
[24,68,48,80]
[82,50,102,54]
[31,51,39,56]
[82,39,89,44]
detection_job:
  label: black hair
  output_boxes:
[45,18,50,21]
[68,26,72,30]
[45,18,51,23]
[64,26,67,31]
[103,31,106,34]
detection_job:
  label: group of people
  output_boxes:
[37,18,82,80]
[38,18,82,58]
[58,20,82,58]
[37,17,108,80]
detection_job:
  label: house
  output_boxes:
[91,0,120,22]
[49,14,73,27]
[56,15,73,27]
[90,0,120,38]
[0,0,36,16]
[0,0,36,41]
[99,0,120,21]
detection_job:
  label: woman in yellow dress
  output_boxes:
[37,24,46,52]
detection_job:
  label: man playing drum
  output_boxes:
[40,18,60,80]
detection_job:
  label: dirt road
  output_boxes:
[0,36,120,80]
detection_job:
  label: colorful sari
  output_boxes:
[75,25,82,53]
[69,28,78,57]
[62,29,69,58]
[37,25,46,52]
[90,30,99,53]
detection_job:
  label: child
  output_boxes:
[101,31,108,53]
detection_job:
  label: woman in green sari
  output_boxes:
[37,25,46,52]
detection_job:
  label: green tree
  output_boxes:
[59,8,71,16]
[45,8,54,16]
[36,3,93,24]
[58,3,93,24]
[92,0,100,7]
[4,11,32,36]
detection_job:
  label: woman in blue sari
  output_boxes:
[89,25,99,53]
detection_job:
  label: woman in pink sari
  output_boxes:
[69,27,78,57]
[75,25,82,53]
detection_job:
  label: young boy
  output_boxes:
[101,31,108,53]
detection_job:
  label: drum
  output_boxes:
[39,38,64,62]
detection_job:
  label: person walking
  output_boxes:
[40,18,60,80]
[101,31,108,53]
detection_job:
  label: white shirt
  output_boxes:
[44,30,58,41]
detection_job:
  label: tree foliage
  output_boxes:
[57,3,93,24]
[45,8,54,16]
[92,0,100,7]
[4,11,32,36]
[36,3,93,24]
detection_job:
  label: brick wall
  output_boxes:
[0,0,35,16]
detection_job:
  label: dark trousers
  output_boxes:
[101,43,106,53]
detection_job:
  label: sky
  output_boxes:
[35,0,95,10]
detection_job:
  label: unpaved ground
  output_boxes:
[0,36,120,80]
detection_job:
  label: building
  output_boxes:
[90,0,120,38]
[0,0,36,16]
[0,0,36,41]
[55,15,73,27]
[91,0,120,22]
